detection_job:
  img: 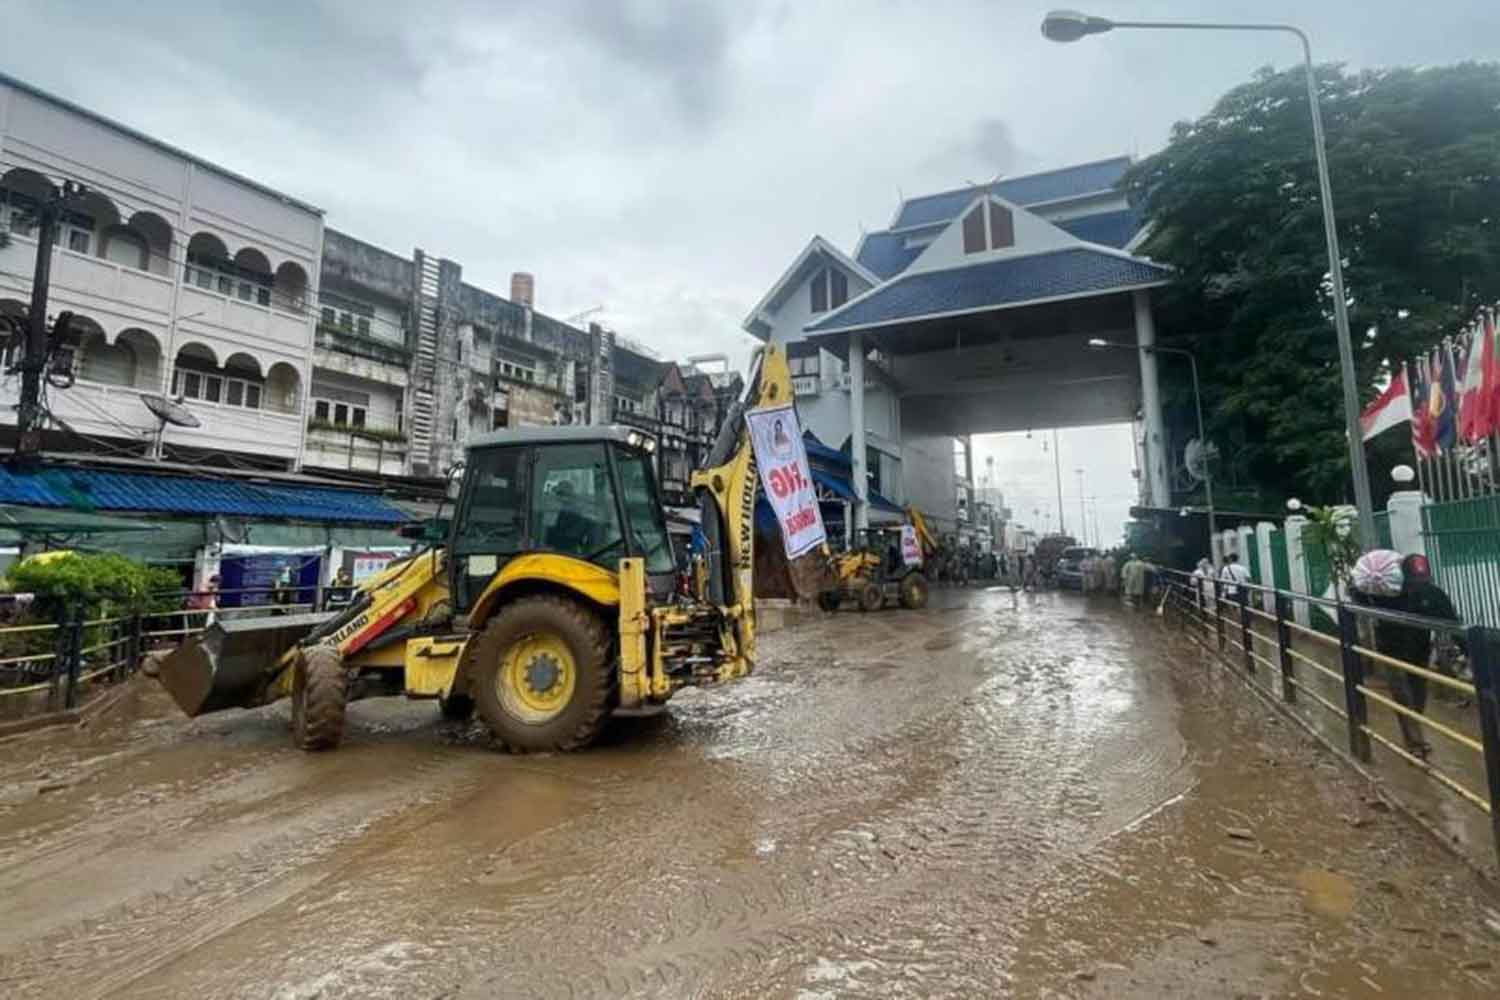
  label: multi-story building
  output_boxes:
[0,72,321,469]
[0,71,741,588]
[743,157,1162,532]
[610,345,742,509]
[307,231,613,480]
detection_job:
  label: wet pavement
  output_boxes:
[1,587,1498,998]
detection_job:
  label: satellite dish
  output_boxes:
[141,393,201,428]
[1184,438,1219,481]
[141,393,199,461]
[215,515,249,544]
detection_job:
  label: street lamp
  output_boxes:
[1050,11,1376,549]
[1090,337,1217,564]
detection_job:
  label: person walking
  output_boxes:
[1352,552,1462,758]
[1191,557,1213,611]
[1219,552,1251,601]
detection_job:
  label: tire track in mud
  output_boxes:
[453,596,1199,999]
[0,722,498,999]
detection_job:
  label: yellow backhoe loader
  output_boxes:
[157,346,810,752]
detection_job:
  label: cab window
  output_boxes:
[454,446,526,555]
[531,443,624,567]
[613,444,676,574]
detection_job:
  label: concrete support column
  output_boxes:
[849,332,868,532]
[1133,289,1171,509]
[1387,489,1426,555]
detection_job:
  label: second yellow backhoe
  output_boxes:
[157,346,815,752]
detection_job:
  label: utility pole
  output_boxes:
[13,179,83,462]
[1051,428,1065,535]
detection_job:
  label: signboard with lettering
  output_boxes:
[745,404,825,559]
[900,524,922,566]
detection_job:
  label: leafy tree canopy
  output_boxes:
[1125,62,1500,505]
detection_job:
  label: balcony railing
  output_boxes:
[315,322,412,368]
[306,417,408,445]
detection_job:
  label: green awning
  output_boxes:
[0,504,162,542]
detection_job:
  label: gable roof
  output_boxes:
[743,235,880,338]
[1053,207,1143,250]
[889,156,1132,230]
[804,246,1171,336]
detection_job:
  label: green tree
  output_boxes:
[1125,62,1500,505]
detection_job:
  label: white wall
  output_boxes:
[0,78,324,467]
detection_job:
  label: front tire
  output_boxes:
[817,590,841,613]
[857,582,884,613]
[468,595,613,753]
[898,572,929,610]
[291,645,347,751]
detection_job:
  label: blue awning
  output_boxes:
[809,468,902,514]
[812,469,855,501]
[0,464,411,524]
[802,431,852,469]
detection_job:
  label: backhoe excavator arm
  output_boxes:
[687,344,809,671]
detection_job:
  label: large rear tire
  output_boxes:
[468,594,614,753]
[291,645,347,751]
[898,571,929,610]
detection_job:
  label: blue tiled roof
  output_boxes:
[855,231,928,281]
[891,157,1131,230]
[0,465,410,524]
[806,247,1171,335]
[1055,207,1142,249]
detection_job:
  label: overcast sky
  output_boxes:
[8,0,1493,539]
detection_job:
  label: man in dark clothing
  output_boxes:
[1352,554,1462,757]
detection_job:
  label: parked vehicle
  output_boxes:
[1056,546,1099,590]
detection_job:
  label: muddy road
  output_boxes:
[1,588,1497,998]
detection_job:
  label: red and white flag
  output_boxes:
[1360,367,1412,441]
[1459,320,1491,442]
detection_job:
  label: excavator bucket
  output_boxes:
[157,612,332,717]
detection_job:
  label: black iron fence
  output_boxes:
[1158,567,1500,867]
[0,586,353,717]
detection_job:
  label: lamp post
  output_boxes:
[1046,10,1376,548]
[1090,337,1217,563]
[1075,468,1087,545]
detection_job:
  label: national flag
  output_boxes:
[1485,309,1500,439]
[1436,341,1459,452]
[1459,323,1489,442]
[1410,359,1436,458]
[1428,346,1452,452]
[1360,367,1411,441]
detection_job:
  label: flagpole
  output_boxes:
[1406,359,1429,502]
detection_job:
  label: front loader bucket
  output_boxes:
[157,612,333,717]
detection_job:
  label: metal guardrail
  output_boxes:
[0,587,354,715]
[1160,567,1500,867]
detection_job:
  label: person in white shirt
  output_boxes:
[1190,558,1213,609]
[1220,552,1252,599]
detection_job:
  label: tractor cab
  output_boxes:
[448,426,678,612]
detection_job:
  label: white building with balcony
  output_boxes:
[0,72,320,469]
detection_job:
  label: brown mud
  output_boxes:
[0,587,1495,998]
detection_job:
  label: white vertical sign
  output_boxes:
[745,404,826,559]
[900,525,922,566]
